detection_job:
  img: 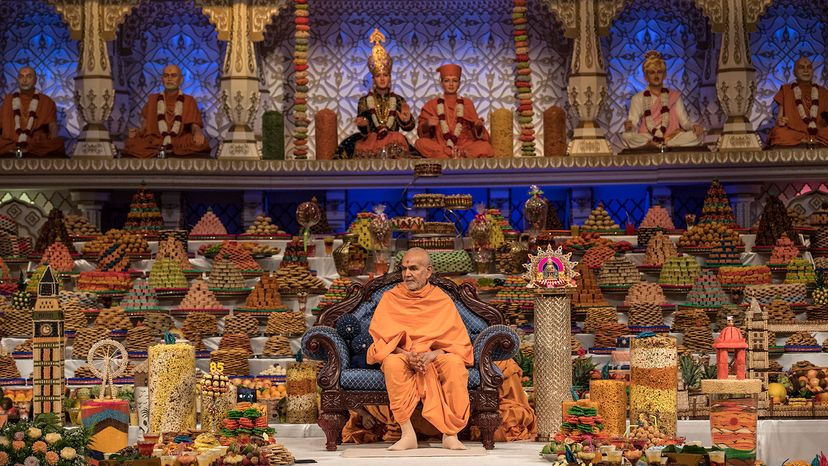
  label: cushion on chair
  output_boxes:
[339,366,501,391]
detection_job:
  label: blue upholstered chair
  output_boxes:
[301,271,520,451]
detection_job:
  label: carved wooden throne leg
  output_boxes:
[318,411,348,451]
[476,410,501,450]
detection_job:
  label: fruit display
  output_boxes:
[274,264,325,292]
[581,203,620,231]
[784,257,816,284]
[149,257,188,289]
[769,233,800,265]
[699,179,737,227]
[707,237,743,266]
[123,187,164,234]
[571,263,609,309]
[155,236,191,270]
[244,214,286,236]
[77,271,132,291]
[685,270,730,308]
[579,245,616,269]
[640,205,676,230]
[624,281,668,306]
[630,335,678,438]
[178,279,226,310]
[121,279,163,313]
[64,213,100,237]
[597,255,640,287]
[281,237,309,268]
[190,208,230,236]
[34,208,76,254]
[39,241,75,272]
[717,265,771,285]
[755,195,800,246]
[208,255,246,290]
[658,255,701,286]
[643,232,679,267]
[678,222,742,250]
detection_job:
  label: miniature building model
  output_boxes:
[713,316,748,379]
[32,265,65,421]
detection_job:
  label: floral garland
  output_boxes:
[293,0,310,159]
[156,93,185,151]
[11,92,40,148]
[366,93,396,139]
[436,97,464,147]
[642,88,670,143]
[513,0,535,156]
[792,82,819,136]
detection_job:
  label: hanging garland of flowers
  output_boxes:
[292,0,310,159]
[513,0,535,156]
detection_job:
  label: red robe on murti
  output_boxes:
[123,92,211,158]
[415,95,493,159]
[0,92,65,157]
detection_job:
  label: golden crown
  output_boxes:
[367,28,392,76]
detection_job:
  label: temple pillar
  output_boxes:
[325,190,346,233]
[52,0,133,159]
[696,0,771,151]
[570,188,593,226]
[651,186,674,218]
[725,183,763,229]
[699,33,725,146]
[69,191,110,230]
[242,190,265,229]
[160,192,183,230]
[200,1,286,161]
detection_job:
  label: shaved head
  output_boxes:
[17,67,37,91]
[162,64,183,92]
[400,248,433,291]
[794,56,814,84]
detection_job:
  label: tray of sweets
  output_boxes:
[637,264,663,273]
[170,307,231,316]
[11,352,32,359]
[236,233,291,240]
[210,287,253,297]
[784,345,823,353]
[616,303,675,311]
[189,234,237,241]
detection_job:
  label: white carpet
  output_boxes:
[341,443,487,458]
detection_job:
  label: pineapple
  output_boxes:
[679,354,702,390]
[813,270,828,305]
[572,355,598,389]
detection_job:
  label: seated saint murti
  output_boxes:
[366,248,472,451]
[621,50,704,150]
[122,64,211,159]
[415,64,494,159]
[335,29,417,159]
[768,56,828,147]
[0,67,66,157]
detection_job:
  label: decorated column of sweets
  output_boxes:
[148,257,188,290]
[156,236,191,271]
[769,233,800,266]
[581,203,621,232]
[217,241,263,273]
[699,179,738,227]
[291,0,310,159]
[121,279,164,315]
[286,361,319,423]
[658,255,701,287]
[755,195,801,247]
[513,0,535,156]
[190,208,230,238]
[644,232,679,267]
[40,241,75,272]
[177,279,227,312]
[784,257,816,284]
[630,335,678,437]
[598,255,640,288]
[123,187,164,235]
[589,379,627,436]
[208,255,247,291]
[236,272,289,313]
[148,342,197,433]
[281,237,310,268]
[34,208,76,254]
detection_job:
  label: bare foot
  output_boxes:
[442,434,466,450]
[387,434,417,451]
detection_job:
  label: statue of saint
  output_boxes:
[415,64,493,158]
[0,67,65,157]
[122,64,211,158]
[768,56,828,147]
[621,51,704,150]
[335,29,416,159]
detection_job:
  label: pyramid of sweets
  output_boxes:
[2,307,33,336]
[244,214,285,236]
[39,241,75,272]
[808,203,828,227]
[210,349,249,376]
[123,187,164,234]
[814,227,828,249]
[580,245,616,269]
[219,333,253,356]
[0,350,20,378]
[563,232,615,251]
[238,273,288,311]
[281,237,309,268]
[490,275,534,309]
[263,335,293,357]
[59,290,101,309]
[0,231,30,258]
[643,232,679,266]
[765,298,796,323]
[149,257,188,289]
[658,255,701,286]
[581,203,620,231]
[77,271,132,291]
[182,312,218,344]
[715,304,747,331]
[640,205,675,230]
[542,200,564,231]
[584,306,619,333]
[786,207,808,228]
[348,213,375,251]
[216,241,262,271]
[265,312,307,336]
[678,222,743,249]
[95,243,130,273]
[390,216,425,232]
[572,264,609,308]
[412,193,445,208]
[34,208,77,254]
[717,265,771,285]
[156,236,191,270]
[142,312,173,335]
[786,331,819,348]
[72,325,110,359]
[487,208,517,243]
[94,306,131,331]
[178,279,225,311]
[61,298,90,333]
[444,194,474,210]
[598,255,640,287]
[26,264,63,294]
[769,233,800,265]
[63,214,100,237]
[685,270,730,308]
[624,282,668,306]
[699,180,738,227]
[593,322,628,349]
[13,338,33,353]
[318,278,354,311]
[125,325,156,353]
[743,283,807,305]
[104,230,151,257]
[682,326,714,353]
[755,195,800,247]
[629,302,665,328]
[275,264,325,292]
[784,257,816,284]
[707,237,743,266]
[190,208,229,237]
[673,308,710,332]
[208,255,246,290]
[223,313,259,336]
[121,279,163,313]
[81,229,120,256]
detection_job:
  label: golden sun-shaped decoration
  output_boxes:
[523,245,579,289]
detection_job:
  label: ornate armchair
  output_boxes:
[301,271,520,451]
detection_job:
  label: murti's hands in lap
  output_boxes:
[355,116,368,127]
[400,103,412,123]
[692,123,704,137]
[624,120,634,132]
[777,115,789,127]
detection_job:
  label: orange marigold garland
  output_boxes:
[513,0,535,156]
[293,0,310,159]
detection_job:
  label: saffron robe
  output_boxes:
[123,92,211,158]
[0,93,65,157]
[768,83,828,147]
[415,95,493,158]
[621,89,702,148]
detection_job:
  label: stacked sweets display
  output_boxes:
[156,236,191,271]
[96,243,131,272]
[190,209,229,237]
[316,278,353,315]
[699,179,738,227]
[685,270,730,308]
[572,263,609,309]
[678,222,743,250]
[581,203,621,231]
[630,335,678,438]
[244,214,286,236]
[489,275,534,327]
[64,214,100,237]
[625,282,669,307]
[237,272,289,312]
[707,237,743,267]
[149,257,188,290]
[638,205,675,248]
[644,232,679,267]
[659,255,701,287]
[755,195,801,247]
[216,241,262,272]
[121,279,164,314]
[123,187,164,234]
[769,234,800,265]
[178,279,226,311]
[784,258,816,284]
[208,255,246,290]
[39,241,75,272]
[280,238,309,268]
[717,265,771,285]
[34,208,77,254]
[597,255,640,287]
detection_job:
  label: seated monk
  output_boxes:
[335,29,416,159]
[342,359,536,444]
[0,67,65,157]
[367,248,472,451]
[123,64,211,158]
[622,51,704,149]
[415,64,494,159]
[768,56,828,147]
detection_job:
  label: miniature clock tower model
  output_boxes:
[32,265,65,421]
